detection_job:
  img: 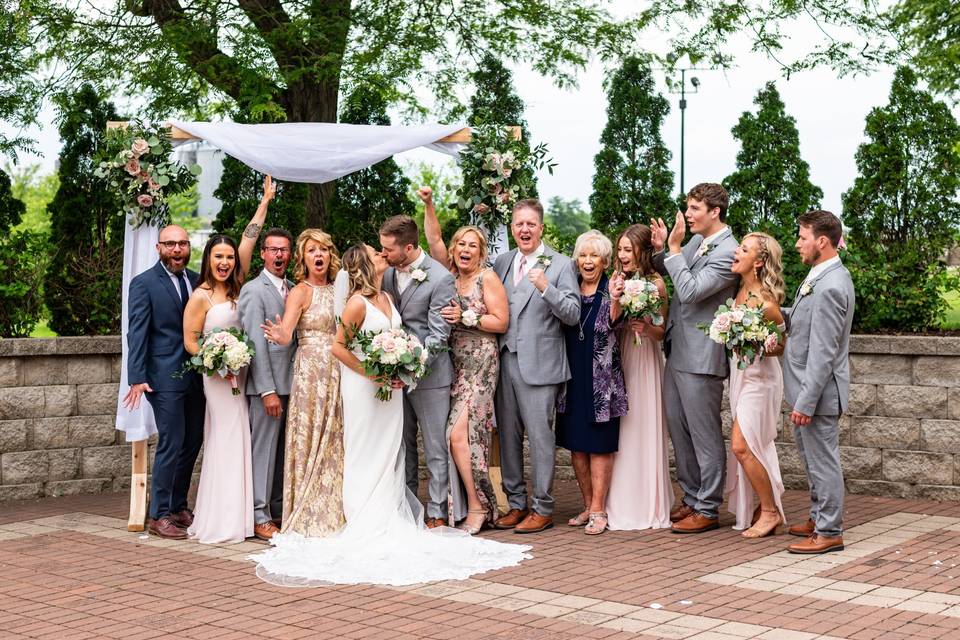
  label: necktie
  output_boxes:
[176,272,189,312]
[514,255,527,285]
[281,281,288,300]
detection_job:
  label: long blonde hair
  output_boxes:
[447,226,489,273]
[745,232,785,305]
[293,228,340,283]
[341,244,378,298]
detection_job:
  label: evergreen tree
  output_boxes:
[590,57,674,233]
[44,84,126,335]
[544,197,590,254]
[0,168,47,337]
[843,66,960,331]
[723,82,823,296]
[327,85,414,248]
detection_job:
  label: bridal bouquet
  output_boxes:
[619,276,664,344]
[349,326,430,401]
[699,299,783,370]
[179,327,255,395]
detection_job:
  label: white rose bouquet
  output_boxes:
[698,299,783,370]
[179,327,255,395]
[619,276,664,344]
[349,326,430,401]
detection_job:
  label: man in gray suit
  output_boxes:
[652,183,739,534]
[783,210,854,555]
[380,215,457,528]
[493,198,580,534]
[238,228,296,541]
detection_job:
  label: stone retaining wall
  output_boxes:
[1,335,958,501]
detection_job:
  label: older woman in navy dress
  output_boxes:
[556,230,628,536]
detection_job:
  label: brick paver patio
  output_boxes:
[3,481,960,639]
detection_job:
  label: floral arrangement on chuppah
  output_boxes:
[95,121,201,228]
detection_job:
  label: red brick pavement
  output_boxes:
[2,481,960,639]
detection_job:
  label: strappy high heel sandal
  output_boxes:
[585,512,608,536]
[458,509,490,535]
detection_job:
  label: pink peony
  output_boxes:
[380,337,397,353]
[124,158,141,175]
[131,138,150,157]
[137,194,154,208]
[764,333,779,353]
[713,313,732,333]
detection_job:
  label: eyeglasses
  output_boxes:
[159,240,190,249]
[263,247,290,255]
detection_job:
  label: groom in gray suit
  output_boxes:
[783,210,854,555]
[380,215,457,528]
[493,198,580,534]
[238,228,296,541]
[652,183,739,534]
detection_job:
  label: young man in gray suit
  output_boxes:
[238,228,296,541]
[783,210,854,555]
[652,183,739,534]
[380,215,457,528]
[493,199,580,534]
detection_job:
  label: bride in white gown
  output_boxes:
[253,244,531,586]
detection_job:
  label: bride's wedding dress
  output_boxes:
[253,295,531,586]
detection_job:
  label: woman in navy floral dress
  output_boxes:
[556,230,628,535]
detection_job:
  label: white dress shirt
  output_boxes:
[803,255,842,285]
[162,263,192,302]
[665,226,728,265]
[513,242,545,284]
[262,268,287,299]
[397,249,427,295]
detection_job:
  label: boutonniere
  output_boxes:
[799,282,814,297]
[535,255,552,268]
[697,241,712,257]
[410,268,428,283]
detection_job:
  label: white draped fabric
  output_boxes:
[115,121,480,442]
[115,216,160,442]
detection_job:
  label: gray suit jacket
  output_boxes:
[653,228,739,377]
[782,261,855,416]
[238,270,296,397]
[382,253,456,390]
[494,246,581,386]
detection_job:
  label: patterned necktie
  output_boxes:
[514,255,527,286]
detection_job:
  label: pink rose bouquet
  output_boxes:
[698,298,784,370]
[348,326,430,401]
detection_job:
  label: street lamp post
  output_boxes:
[675,68,700,196]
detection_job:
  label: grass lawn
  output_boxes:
[30,320,57,338]
[944,287,960,330]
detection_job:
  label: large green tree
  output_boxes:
[892,1,960,97]
[723,82,823,296]
[590,57,674,232]
[327,85,415,248]
[544,196,590,254]
[44,85,127,336]
[843,67,960,331]
[0,168,48,337]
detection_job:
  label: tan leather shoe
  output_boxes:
[788,518,816,537]
[671,512,719,534]
[670,504,694,523]
[148,516,188,540]
[254,521,280,541]
[425,517,447,529]
[514,512,554,534]
[494,508,529,530]
[788,534,844,554]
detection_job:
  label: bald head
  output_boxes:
[157,225,191,274]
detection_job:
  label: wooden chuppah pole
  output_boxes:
[111,121,519,528]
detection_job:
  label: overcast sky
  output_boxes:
[4,6,957,219]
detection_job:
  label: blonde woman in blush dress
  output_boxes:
[604,224,674,531]
[724,232,787,538]
[260,229,345,537]
[420,186,510,534]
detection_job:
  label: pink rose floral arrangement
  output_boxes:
[698,297,784,370]
[96,121,202,228]
[348,326,430,401]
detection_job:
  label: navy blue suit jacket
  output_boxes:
[127,261,200,392]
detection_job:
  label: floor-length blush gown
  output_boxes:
[253,295,531,586]
[606,329,673,531]
[188,297,254,544]
[724,354,786,530]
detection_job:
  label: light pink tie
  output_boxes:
[281,282,288,300]
[514,255,527,285]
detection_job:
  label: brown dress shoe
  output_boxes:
[788,518,816,537]
[169,509,194,529]
[514,512,554,534]
[425,517,447,529]
[788,534,844,554]
[254,521,280,541]
[148,516,188,540]
[494,509,529,530]
[670,504,694,523]
[671,512,719,534]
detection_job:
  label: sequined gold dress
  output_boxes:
[280,283,345,536]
